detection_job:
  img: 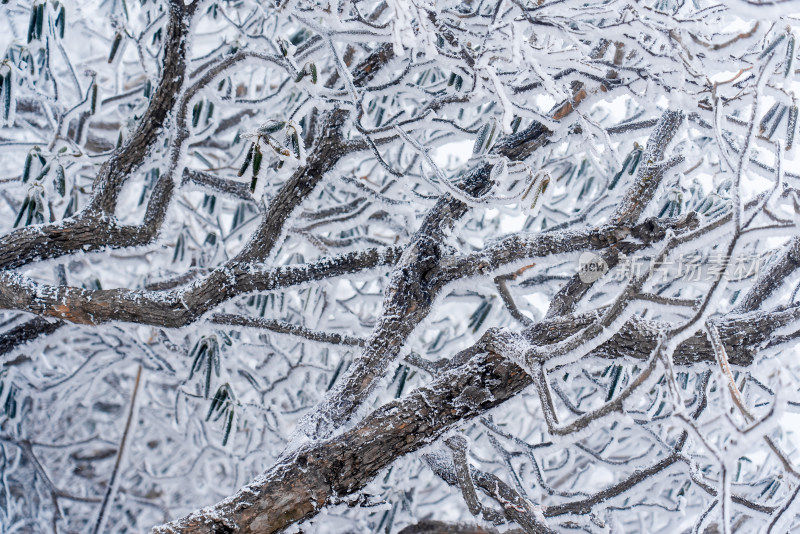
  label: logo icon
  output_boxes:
[578,252,608,283]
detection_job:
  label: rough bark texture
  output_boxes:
[153,348,529,534]
[3,4,798,533]
[150,304,794,532]
[0,247,403,326]
[0,3,197,270]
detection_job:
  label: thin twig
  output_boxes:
[92,365,143,534]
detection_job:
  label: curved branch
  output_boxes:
[0,247,402,327]
[0,3,197,270]
[296,120,552,440]
[153,302,790,533]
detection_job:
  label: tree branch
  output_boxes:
[0,4,197,269]
[153,303,794,532]
[0,247,403,326]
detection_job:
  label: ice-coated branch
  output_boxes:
[153,300,793,532]
[397,521,498,534]
[734,236,800,313]
[153,341,531,534]
[0,316,63,357]
[293,118,556,440]
[87,1,199,215]
[2,1,798,532]
[210,313,366,347]
[293,70,629,439]
[0,2,199,269]
[547,109,686,318]
[426,446,557,533]
[0,247,403,327]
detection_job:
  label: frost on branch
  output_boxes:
[0,0,799,533]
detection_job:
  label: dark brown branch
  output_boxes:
[0,209,173,271]
[88,2,198,214]
[434,439,556,534]
[231,111,350,262]
[0,28,289,274]
[444,436,490,519]
[495,273,535,327]
[526,304,799,367]
[436,213,700,285]
[734,236,800,313]
[299,90,706,442]
[547,109,686,318]
[211,313,366,347]
[154,304,793,532]
[0,247,403,327]
[296,118,553,439]
[0,4,195,270]
[397,520,499,534]
[298,211,698,438]
[182,168,253,201]
[0,316,63,357]
[154,345,530,534]
[225,40,402,263]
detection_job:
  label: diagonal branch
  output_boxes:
[295,118,552,439]
[0,316,63,357]
[153,301,790,533]
[210,313,366,347]
[734,236,800,313]
[546,109,685,318]
[0,3,198,270]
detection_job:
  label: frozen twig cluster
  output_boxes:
[0,0,799,532]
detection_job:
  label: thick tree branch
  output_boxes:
[397,521,498,534]
[0,247,403,326]
[154,302,792,532]
[0,4,197,270]
[88,2,198,214]
[154,344,529,534]
[295,119,552,439]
